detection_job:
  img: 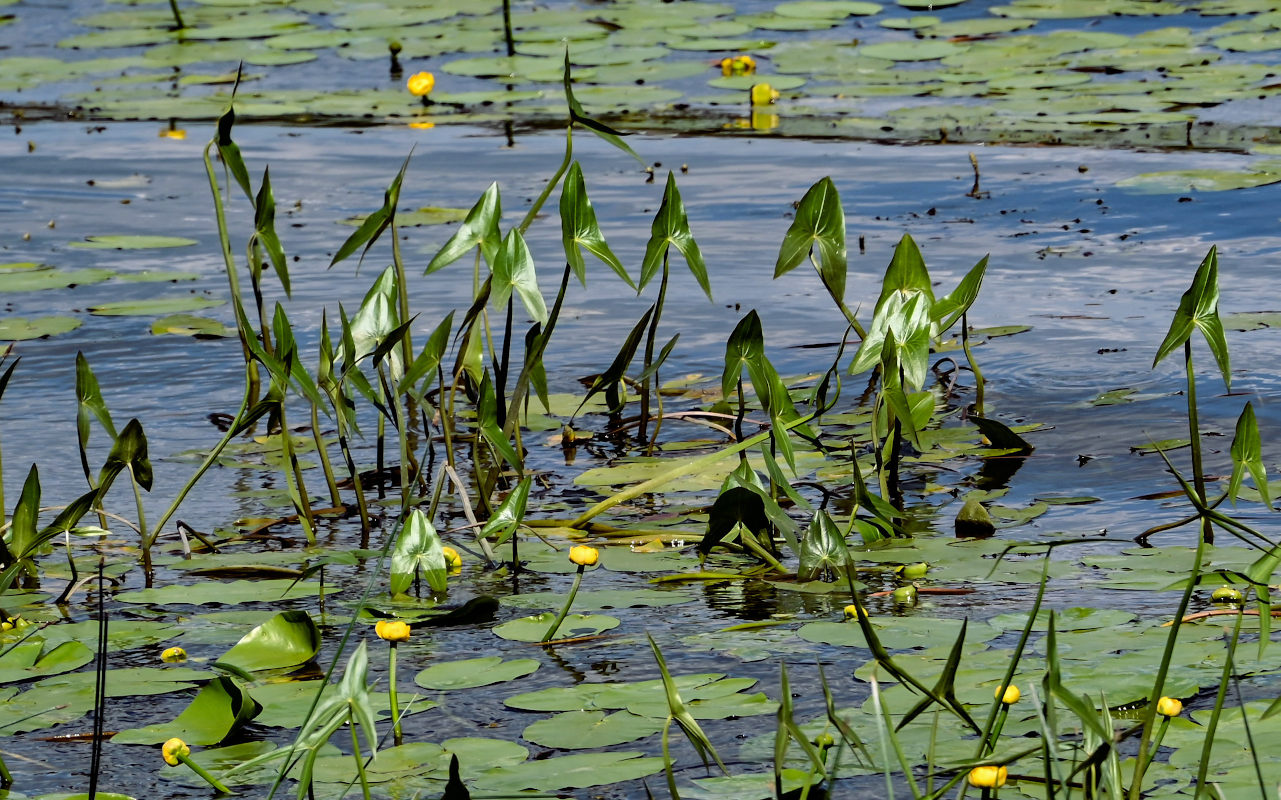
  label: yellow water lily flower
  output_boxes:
[161,646,187,663]
[162,738,191,766]
[750,83,780,106]
[407,71,435,97]
[569,545,599,567]
[968,765,1008,788]
[996,683,1020,705]
[158,128,187,140]
[1156,696,1182,717]
[408,121,435,130]
[442,546,462,571]
[843,604,867,621]
[375,619,412,643]
[719,54,757,76]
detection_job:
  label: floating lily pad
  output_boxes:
[88,296,223,316]
[414,656,539,690]
[69,235,198,249]
[471,751,665,793]
[0,316,82,341]
[522,710,665,749]
[151,313,233,337]
[117,270,200,283]
[0,641,94,684]
[774,0,884,17]
[342,206,469,227]
[861,39,967,60]
[708,74,807,90]
[492,612,620,642]
[115,579,322,605]
[1118,166,1281,193]
[1222,311,1281,331]
[217,610,320,672]
[0,268,113,291]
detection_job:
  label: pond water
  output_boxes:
[6,0,1281,797]
[2,118,1279,799]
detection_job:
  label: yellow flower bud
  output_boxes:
[720,57,733,77]
[750,83,780,106]
[406,71,435,97]
[843,604,867,621]
[813,732,835,749]
[442,546,462,572]
[162,737,191,766]
[996,684,1020,705]
[569,545,599,567]
[161,646,187,663]
[375,619,411,643]
[1211,586,1243,604]
[0,622,11,633]
[737,55,756,74]
[1156,696,1182,717]
[968,765,1007,788]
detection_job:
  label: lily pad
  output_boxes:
[88,296,223,316]
[216,610,320,672]
[500,589,693,610]
[68,235,198,249]
[0,641,95,684]
[522,710,665,749]
[414,656,539,690]
[1118,167,1281,193]
[470,751,666,793]
[115,579,322,606]
[0,268,113,292]
[492,613,620,642]
[0,316,82,340]
[151,314,234,337]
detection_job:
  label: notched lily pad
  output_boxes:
[0,316,82,341]
[89,297,223,316]
[69,235,198,249]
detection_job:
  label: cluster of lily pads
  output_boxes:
[8,0,1281,159]
[4,57,1281,800]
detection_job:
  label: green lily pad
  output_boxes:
[216,610,320,672]
[115,579,322,606]
[88,296,223,316]
[0,641,95,684]
[68,235,198,249]
[1222,311,1281,331]
[0,268,113,291]
[117,270,200,283]
[861,40,967,61]
[33,667,209,697]
[470,751,665,793]
[492,613,620,642]
[414,656,539,690]
[0,316,82,341]
[1118,167,1281,193]
[151,314,234,337]
[343,206,468,227]
[708,74,807,90]
[522,710,665,749]
[112,675,261,745]
[774,0,884,18]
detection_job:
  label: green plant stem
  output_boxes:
[130,465,150,575]
[501,0,514,56]
[961,311,984,415]
[517,123,572,236]
[178,754,233,795]
[389,218,414,371]
[661,716,680,800]
[1127,533,1207,798]
[639,254,670,445]
[277,404,316,544]
[387,641,402,746]
[202,141,260,404]
[809,252,866,340]
[1192,605,1246,797]
[568,412,816,529]
[166,0,186,29]
[337,429,371,537]
[1184,341,1212,544]
[541,564,584,642]
[311,403,341,507]
[349,714,372,800]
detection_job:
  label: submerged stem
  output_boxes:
[541,565,584,642]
